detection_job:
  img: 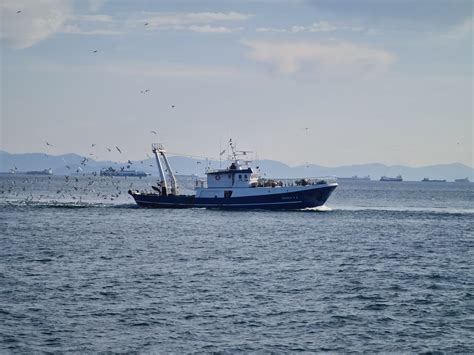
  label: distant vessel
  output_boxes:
[100,167,148,177]
[129,141,338,210]
[454,177,470,183]
[25,168,53,176]
[422,178,446,182]
[338,175,371,181]
[380,175,403,182]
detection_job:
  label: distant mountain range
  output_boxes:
[0,150,472,182]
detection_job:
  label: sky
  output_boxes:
[0,0,472,167]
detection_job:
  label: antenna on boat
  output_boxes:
[229,138,238,161]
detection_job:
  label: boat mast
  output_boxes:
[157,144,178,195]
[229,139,237,161]
[152,143,168,194]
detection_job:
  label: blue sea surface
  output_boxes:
[1,175,473,352]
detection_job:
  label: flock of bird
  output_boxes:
[2,134,170,204]
[0,174,142,204]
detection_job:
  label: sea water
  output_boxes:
[1,175,473,352]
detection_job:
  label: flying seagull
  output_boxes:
[16,10,22,14]
[93,50,98,53]
[150,130,157,135]
[106,147,112,152]
[144,22,149,26]
[171,105,175,108]
[115,146,122,154]
[45,141,53,146]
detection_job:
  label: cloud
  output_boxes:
[77,14,113,23]
[87,0,106,12]
[0,0,72,49]
[62,14,124,36]
[187,25,236,34]
[61,24,124,36]
[33,61,249,79]
[442,17,472,39]
[242,40,396,77]
[143,11,252,27]
[102,62,248,78]
[140,11,252,33]
[256,20,365,34]
[256,27,287,33]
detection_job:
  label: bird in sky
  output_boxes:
[91,144,96,147]
[16,10,22,14]
[171,105,175,108]
[115,146,122,153]
[93,50,98,53]
[219,149,226,156]
[150,130,157,135]
[106,147,112,152]
[45,141,52,146]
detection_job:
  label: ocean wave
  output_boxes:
[328,205,474,215]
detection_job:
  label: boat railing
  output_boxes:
[193,176,337,189]
[257,177,337,187]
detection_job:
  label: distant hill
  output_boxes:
[0,150,472,182]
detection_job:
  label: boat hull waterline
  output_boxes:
[129,184,337,210]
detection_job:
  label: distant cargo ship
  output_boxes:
[25,168,53,175]
[422,178,446,182]
[338,175,371,181]
[454,177,470,183]
[380,175,403,182]
[100,167,148,177]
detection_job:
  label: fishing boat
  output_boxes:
[454,177,470,183]
[128,141,337,210]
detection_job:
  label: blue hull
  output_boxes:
[128,185,337,210]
